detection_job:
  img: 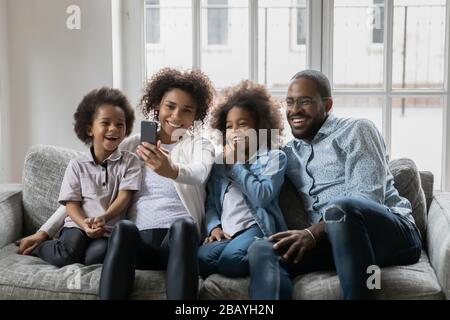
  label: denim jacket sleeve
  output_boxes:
[226,150,287,208]
[204,168,222,236]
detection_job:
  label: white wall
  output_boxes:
[4,0,114,183]
[0,0,11,183]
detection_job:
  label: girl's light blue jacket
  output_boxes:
[204,149,288,238]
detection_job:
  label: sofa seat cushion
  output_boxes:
[0,244,167,299]
[199,250,444,300]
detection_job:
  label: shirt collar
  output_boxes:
[293,113,338,147]
[79,147,122,164]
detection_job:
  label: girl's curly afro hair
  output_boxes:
[210,80,284,148]
[139,68,215,123]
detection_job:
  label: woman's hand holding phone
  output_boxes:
[137,141,179,179]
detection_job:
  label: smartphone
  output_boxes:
[140,120,158,145]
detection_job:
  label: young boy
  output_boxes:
[32,87,142,267]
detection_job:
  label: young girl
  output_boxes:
[18,68,216,300]
[198,80,287,278]
[31,87,141,267]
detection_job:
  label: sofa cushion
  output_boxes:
[0,243,167,299]
[199,250,444,300]
[279,177,310,230]
[389,158,428,240]
[419,171,434,212]
[22,145,82,236]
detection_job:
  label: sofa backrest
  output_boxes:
[22,145,81,235]
[21,145,433,240]
[419,171,434,212]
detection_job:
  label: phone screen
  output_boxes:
[141,121,158,145]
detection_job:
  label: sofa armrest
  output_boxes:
[426,191,450,299]
[0,184,23,249]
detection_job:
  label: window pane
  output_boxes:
[333,0,384,89]
[201,0,248,88]
[332,96,383,132]
[207,0,228,45]
[258,0,307,91]
[392,0,446,89]
[145,0,192,78]
[391,97,443,189]
[146,0,160,44]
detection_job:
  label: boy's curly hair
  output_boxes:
[74,87,135,145]
[139,68,215,123]
[210,80,284,148]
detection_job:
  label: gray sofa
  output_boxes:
[0,144,449,299]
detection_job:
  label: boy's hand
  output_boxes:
[84,217,94,228]
[92,216,106,229]
[83,219,106,239]
[203,227,231,244]
[15,231,49,255]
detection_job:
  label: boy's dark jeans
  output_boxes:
[32,227,108,267]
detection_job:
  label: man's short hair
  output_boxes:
[291,70,332,98]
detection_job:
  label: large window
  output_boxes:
[258,0,308,90]
[144,0,308,90]
[143,0,450,190]
[201,0,249,88]
[330,0,448,189]
[145,0,192,78]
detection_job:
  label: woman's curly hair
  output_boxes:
[139,68,215,124]
[210,80,284,148]
[74,87,135,145]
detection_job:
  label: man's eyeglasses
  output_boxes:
[284,97,330,109]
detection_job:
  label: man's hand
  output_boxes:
[269,229,316,264]
[203,227,231,244]
[15,230,49,255]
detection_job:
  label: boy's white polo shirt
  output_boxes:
[58,147,142,235]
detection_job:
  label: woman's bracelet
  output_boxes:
[304,228,317,247]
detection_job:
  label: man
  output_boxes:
[247,70,422,300]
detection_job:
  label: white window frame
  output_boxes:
[289,0,308,51]
[128,0,450,190]
[322,0,450,191]
[144,0,161,47]
[202,0,230,50]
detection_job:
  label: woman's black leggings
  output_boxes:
[99,218,200,300]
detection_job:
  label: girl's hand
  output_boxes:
[203,227,231,244]
[222,143,236,165]
[15,231,49,255]
[222,137,248,165]
[137,141,179,179]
